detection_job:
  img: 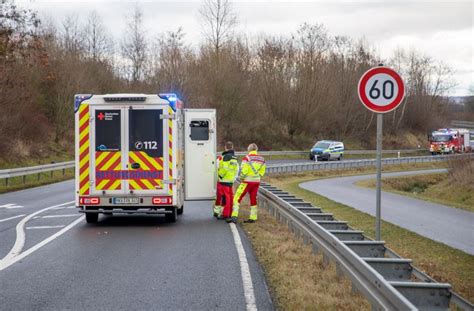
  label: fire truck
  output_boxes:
[429,128,471,155]
[75,93,216,223]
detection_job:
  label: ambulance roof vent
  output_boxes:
[103,94,147,102]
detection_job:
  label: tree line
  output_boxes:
[0,0,465,159]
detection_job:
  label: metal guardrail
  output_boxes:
[0,161,75,186]
[234,149,427,156]
[266,153,474,174]
[257,182,473,310]
[0,152,470,187]
[451,120,474,129]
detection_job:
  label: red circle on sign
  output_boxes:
[358,67,405,113]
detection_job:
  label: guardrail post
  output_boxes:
[336,262,344,280]
[62,168,66,176]
[50,170,54,179]
[322,253,330,267]
[37,173,40,181]
[22,175,26,184]
[352,283,359,294]
[5,178,9,187]
[303,234,309,245]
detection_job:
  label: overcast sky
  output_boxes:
[20,0,473,95]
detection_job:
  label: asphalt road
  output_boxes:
[0,181,273,310]
[299,169,474,255]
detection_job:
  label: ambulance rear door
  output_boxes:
[184,109,217,200]
[126,105,170,196]
[90,103,170,197]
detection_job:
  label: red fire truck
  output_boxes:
[429,128,471,155]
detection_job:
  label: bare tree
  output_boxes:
[83,11,112,61]
[150,27,191,93]
[60,14,83,54]
[121,4,147,82]
[199,0,237,57]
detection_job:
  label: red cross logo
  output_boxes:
[97,112,105,121]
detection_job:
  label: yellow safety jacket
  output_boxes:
[218,150,239,185]
[240,151,266,183]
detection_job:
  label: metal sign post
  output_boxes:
[358,66,405,241]
[375,113,383,240]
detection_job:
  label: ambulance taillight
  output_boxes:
[152,196,172,205]
[79,197,100,205]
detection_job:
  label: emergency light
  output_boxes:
[74,94,93,112]
[159,93,178,111]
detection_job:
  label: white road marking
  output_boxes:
[0,215,26,223]
[229,223,257,311]
[0,216,83,272]
[0,203,24,209]
[51,205,76,210]
[39,214,80,219]
[0,200,74,269]
[26,225,66,230]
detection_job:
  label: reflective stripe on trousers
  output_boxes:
[232,182,259,220]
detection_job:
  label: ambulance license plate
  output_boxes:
[113,198,139,204]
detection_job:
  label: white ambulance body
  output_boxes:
[74,93,216,223]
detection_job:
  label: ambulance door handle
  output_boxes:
[131,163,140,169]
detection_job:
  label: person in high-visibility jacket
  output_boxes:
[217,141,239,219]
[228,143,266,223]
[213,153,224,218]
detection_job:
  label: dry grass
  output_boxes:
[264,163,474,302]
[448,157,474,186]
[238,207,371,310]
[356,173,474,212]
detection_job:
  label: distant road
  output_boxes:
[300,169,474,255]
[0,181,273,310]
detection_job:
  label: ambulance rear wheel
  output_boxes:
[165,207,177,223]
[86,213,98,224]
[177,205,184,215]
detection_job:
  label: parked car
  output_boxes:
[309,140,344,161]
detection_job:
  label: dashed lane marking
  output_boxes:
[229,223,257,311]
[26,225,66,230]
[0,215,26,223]
[0,204,24,209]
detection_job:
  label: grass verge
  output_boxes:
[356,173,474,212]
[238,207,371,310]
[0,169,74,194]
[263,163,473,302]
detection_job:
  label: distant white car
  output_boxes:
[309,140,344,161]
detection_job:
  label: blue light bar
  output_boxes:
[159,93,178,111]
[74,94,93,113]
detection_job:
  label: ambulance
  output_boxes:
[75,93,216,223]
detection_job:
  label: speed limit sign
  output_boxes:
[357,65,405,242]
[358,66,405,113]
